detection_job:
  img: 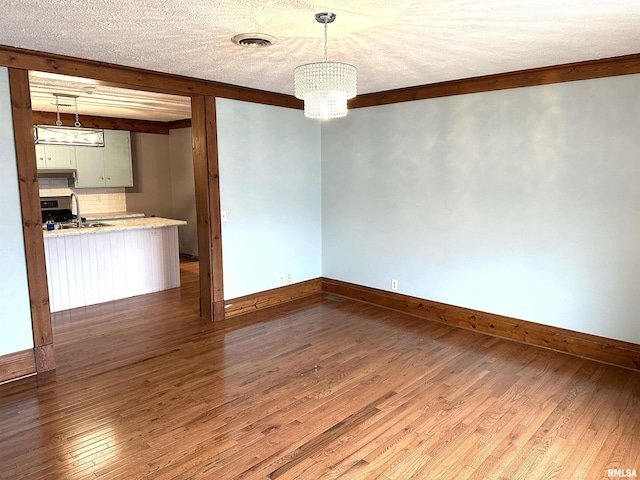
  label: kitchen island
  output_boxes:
[43,217,186,312]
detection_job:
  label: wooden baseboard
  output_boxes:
[34,344,56,372]
[322,278,640,372]
[225,278,323,318]
[0,349,36,384]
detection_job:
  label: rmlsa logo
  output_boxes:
[608,469,638,478]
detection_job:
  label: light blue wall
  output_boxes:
[322,74,640,344]
[0,67,34,356]
[216,98,321,299]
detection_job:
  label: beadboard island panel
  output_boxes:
[44,220,184,312]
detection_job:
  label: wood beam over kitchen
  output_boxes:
[191,96,224,321]
[8,68,55,372]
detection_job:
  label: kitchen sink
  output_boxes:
[59,222,113,229]
[86,223,112,228]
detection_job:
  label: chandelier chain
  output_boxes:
[323,17,328,62]
[74,98,81,128]
[55,97,62,127]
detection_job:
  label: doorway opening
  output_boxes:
[29,70,204,314]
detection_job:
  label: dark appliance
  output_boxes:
[40,196,78,224]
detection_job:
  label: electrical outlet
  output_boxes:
[287,273,292,284]
[279,275,285,285]
[391,279,398,291]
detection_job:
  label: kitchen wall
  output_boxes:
[125,133,173,218]
[216,98,322,300]
[322,73,640,344]
[168,128,198,257]
[39,178,127,214]
[125,129,197,256]
[0,67,34,357]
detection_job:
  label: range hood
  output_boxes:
[37,169,77,180]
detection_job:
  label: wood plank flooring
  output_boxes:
[0,259,638,479]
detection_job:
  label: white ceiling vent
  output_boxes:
[231,33,276,48]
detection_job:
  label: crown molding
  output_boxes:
[2,45,640,114]
[351,52,640,108]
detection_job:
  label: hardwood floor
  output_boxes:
[0,259,638,479]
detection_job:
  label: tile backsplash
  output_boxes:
[39,178,127,214]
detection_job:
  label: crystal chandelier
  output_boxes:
[294,13,357,120]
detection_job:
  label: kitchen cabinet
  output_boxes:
[75,130,133,188]
[35,144,76,169]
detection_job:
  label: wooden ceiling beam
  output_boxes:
[33,111,168,134]
[31,111,192,135]
[0,45,302,110]
[166,119,192,130]
[4,45,640,114]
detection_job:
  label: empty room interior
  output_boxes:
[0,1,639,479]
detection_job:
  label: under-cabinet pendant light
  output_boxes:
[294,12,357,120]
[34,94,105,147]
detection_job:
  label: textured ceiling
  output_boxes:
[29,72,191,122]
[2,1,640,120]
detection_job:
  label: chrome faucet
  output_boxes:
[70,193,82,227]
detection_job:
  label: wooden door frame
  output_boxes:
[191,96,225,320]
[0,46,296,376]
[8,68,55,372]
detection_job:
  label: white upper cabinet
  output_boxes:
[74,146,105,188]
[75,130,133,188]
[103,130,133,187]
[35,144,76,169]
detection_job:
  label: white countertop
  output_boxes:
[43,217,187,237]
[83,211,145,221]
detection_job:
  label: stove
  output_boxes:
[40,196,77,224]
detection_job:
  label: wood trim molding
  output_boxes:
[32,111,173,135]
[167,119,192,130]
[322,278,640,372]
[34,344,56,372]
[0,45,301,110]
[191,96,213,320]
[351,52,640,108]
[204,96,225,322]
[2,45,640,114]
[9,68,55,372]
[225,279,323,318]
[32,112,192,134]
[0,349,36,384]
[191,96,224,321]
